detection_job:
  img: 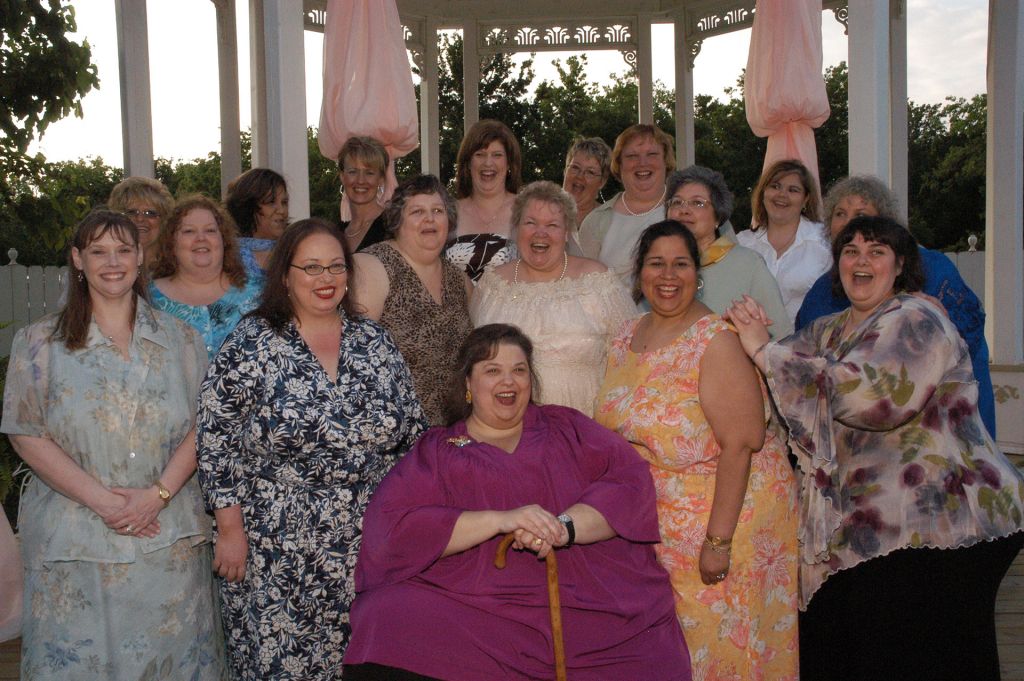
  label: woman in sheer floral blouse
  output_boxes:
[727,215,1024,681]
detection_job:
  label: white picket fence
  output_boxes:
[1,249,68,356]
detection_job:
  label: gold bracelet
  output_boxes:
[705,541,732,554]
[704,533,732,548]
[153,480,171,507]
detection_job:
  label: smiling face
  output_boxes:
[666,182,718,250]
[830,194,879,239]
[516,199,569,277]
[619,135,667,198]
[254,185,290,239]
[562,152,605,210]
[395,192,449,257]
[466,342,532,431]
[173,208,224,273]
[285,232,348,322]
[639,235,699,319]
[838,232,901,319]
[763,172,808,227]
[469,139,509,196]
[340,157,383,208]
[71,228,143,303]
[124,199,162,250]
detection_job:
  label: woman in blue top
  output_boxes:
[226,167,290,277]
[795,175,995,437]
[149,195,262,358]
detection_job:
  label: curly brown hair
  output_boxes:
[150,195,247,289]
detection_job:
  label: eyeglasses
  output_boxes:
[290,263,348,276]
[566,164,602,181]
[125,209,160,219]
[667,198,710,211]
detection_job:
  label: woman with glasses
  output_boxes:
[338,136,390,252]
[737,159,830,323]
[108,176,174,268]
[562,136,612,228]
[197,218,426,680]
[225,167,290,278]
[351,175,474,426]
[148,195,262,358]
[666,166,792,338]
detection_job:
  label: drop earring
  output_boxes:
[465,389,472,404]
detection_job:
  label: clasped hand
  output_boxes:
[498,505,568,560]
[100,487,163,539]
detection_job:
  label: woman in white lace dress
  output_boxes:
[470,181,637,416]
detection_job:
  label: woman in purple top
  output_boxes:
[344,324,690,681]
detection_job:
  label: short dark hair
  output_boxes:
[666,165,735,227]
[631,220,701,301]
[445,324,539,425]
[382,174,458,240]
[830,215,924,299]
[454,120,522,199]
[250,218,357,332]
[225,168,288,237]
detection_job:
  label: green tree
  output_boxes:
[0,0,99,197]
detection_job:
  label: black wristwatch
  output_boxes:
[557,513,575,548]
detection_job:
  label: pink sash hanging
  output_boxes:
[318,0,420,220]
[744,0,831,192]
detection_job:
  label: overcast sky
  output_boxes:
[31,0,989,167]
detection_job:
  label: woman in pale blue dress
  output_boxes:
[1,209,226,680]
[149,195,262,358]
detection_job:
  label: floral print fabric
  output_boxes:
[764,294,1024,607]
[148,277,262,359]
[196,314,426,680]
[1,302,226,680]
[596,315,799,681]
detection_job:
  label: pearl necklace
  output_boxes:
[513,251,568,284]
[621,187,666,217]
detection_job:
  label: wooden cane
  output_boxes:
[494,532,567,681]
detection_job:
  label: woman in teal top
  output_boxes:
[149,195,262,358]
[1,209,226,680]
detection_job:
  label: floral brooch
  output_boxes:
[446,435,473,448]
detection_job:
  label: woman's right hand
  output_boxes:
[213,526,248,583]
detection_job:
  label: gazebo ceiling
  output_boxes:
[303,1,849,57]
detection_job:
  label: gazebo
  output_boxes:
[111,0,1023,454]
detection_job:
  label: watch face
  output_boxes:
[557,514,572,524]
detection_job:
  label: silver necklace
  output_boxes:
[513,250,568,284]
[621,187,666,217]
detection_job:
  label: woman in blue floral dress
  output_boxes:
[2,209,226,680]
[197,218,427,680]
[149,195,262,359]
[728,215,1024,681]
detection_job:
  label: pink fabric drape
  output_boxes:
[318,0,419,221]
[0,512,22,642]
[745,0,830,191]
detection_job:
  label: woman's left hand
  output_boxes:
[699,543,731,586]
[106,487,165,538]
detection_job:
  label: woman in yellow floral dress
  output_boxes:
[595,221,799,680]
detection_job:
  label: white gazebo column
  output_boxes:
[114,0,154,178]
[262,0,309,218]
[420,18,441,176]
[847,0,892,184]
[673,17,695,168]
[462,20,480,130]
[985,0,1024,366]
[249,0,268,167]
[888,0,908,220]
[213,0,242,197]
[637,14,654,124]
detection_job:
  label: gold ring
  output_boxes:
[125,525,134,534]
[533,538,542,546]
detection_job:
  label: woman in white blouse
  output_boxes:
[737,159,831,323]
